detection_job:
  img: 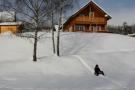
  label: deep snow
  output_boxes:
[0,32,135,90]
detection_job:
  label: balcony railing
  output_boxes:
[75,16,106,24]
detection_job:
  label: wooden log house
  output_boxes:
[0,22,22,33]
[0,11,22,33]
[63,1,111,32]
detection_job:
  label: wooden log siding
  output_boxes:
[0,25,20,33]
[75,16,107,24]
[0,22,22,33]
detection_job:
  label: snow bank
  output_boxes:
[60,33,135,55]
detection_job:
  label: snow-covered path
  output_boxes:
[73,55,94,74]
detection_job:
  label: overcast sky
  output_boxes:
[79,0,135,25]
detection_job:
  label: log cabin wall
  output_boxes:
[63,1,111,32]
[0,25,22,33]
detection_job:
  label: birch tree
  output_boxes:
[15,0,49,62]
[51,0,75,56]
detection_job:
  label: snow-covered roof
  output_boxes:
[0,22,22,26]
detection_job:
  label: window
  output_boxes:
[75,25,85,31]
[89,8,94,17]
[89,12,94,17]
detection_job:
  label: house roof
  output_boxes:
[64,0,111,25]
[0,22,22,26]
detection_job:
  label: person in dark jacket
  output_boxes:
[94,64,104,76]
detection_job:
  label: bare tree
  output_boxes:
[51,0,74,56]
[14,0,49,62]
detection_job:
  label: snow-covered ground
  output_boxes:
[0,32,135,90]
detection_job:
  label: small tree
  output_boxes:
[51,0,74,56]
[15,0,49,62]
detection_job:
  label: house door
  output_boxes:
[89,26,96,32]
[93,26,97,32]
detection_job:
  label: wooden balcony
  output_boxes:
[75,16,107,24]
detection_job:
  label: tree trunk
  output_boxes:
[51,12,55,54]
[57,8,62,56]
[33,12,39,62]
[33,29,38,62]
[57,27,60,56]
